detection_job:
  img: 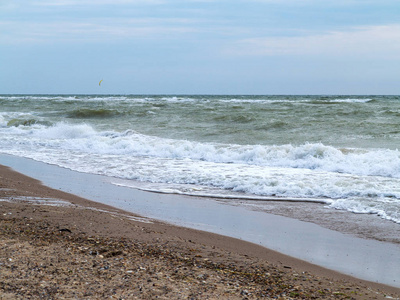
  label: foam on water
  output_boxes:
[1,120,400,223]
[5,121,400,177]
[1,94,400,224]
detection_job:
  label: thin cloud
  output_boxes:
[0,17,199,44]
[228,24,400,58]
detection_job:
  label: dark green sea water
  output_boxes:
[1,94,400,222]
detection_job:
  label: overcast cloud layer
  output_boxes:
[1,1,400,94]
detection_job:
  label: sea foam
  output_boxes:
[1,96,400,224]
[4,121,400,179]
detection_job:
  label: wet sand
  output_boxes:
[0,158,400,298]
[2,154,400,288]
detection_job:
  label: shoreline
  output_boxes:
[0,156,399,297]
[108,177,400,245]
[1,165,399,298]
[1,154,400,288]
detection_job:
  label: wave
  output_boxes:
[2,121,400,223]
[212,114,257,123]
[7,122,398,179]
[66,108,124,119]
[7,118,53,127]
[111,181,400,224]
[307,98,374,104]
[0,94,378,104]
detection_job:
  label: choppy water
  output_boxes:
[1,94,400,223]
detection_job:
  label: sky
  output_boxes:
[1,0,400,95]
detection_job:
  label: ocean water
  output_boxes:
[1,94,400,224]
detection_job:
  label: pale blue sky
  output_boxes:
[1,0,400,94]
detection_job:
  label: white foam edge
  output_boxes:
[111,181,330,204]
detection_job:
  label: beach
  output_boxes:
[1,164,400,299]
[3,0,400,294]
[1,95,400,298]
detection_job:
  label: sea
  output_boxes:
[1,94,400,224]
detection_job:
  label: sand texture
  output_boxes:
[1,165,399,299]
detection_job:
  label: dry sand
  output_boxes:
[1,164,399,299]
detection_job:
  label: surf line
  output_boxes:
[110,182,330,204]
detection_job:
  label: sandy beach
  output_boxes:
[1,164,400,299]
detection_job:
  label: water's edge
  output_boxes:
[1,154,399,288]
